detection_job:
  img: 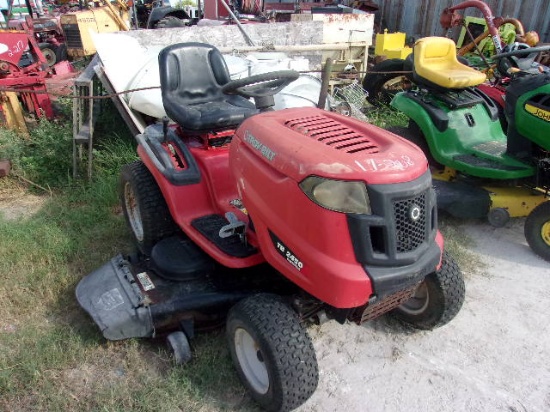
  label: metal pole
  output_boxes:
[219,0,256,47]
[217,43,369,54]
[317,58,332,109]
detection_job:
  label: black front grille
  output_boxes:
[394,193,427,252]
[347,170,437,267]
[346,171,441,299]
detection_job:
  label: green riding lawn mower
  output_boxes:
[375,35,550,261]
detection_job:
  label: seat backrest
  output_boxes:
[159,42,231,108]
[413,37,486,89]
[158,42,257,131]
[414,37,457,70]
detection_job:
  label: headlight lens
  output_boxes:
[299,176,371,214]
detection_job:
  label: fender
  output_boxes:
[391,92,533,179]
[391,91,453,167]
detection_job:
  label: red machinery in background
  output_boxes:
[7,15,68,67]
[439,0,545,112]
[0,16,56,126]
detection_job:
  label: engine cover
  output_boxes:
[229,107,438,309]
[231,107,428,185]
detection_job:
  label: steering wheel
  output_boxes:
[222,70,300,99]
[493,44,550,76]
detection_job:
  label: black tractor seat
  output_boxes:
[159,42,257,131]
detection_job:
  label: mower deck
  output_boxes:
[76,237,297,340]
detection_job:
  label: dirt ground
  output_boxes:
[1,186,548,411]
[300,218,550,412]
[0,184,47,220]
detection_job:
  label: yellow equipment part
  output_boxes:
[60,1,129,58]
[413,37,486,89]
[432,167,457,181]
[486,186,547,218]
[374,30,412,59]
[433,167,547,219]
[0,92,29,137]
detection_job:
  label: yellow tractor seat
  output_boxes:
[413,37,487,89]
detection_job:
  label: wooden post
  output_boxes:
[1,92,29,137]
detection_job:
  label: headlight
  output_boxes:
[299,176,371,214]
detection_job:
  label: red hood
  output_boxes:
[235,107,428,185]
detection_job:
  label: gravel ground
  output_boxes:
[300,218,550,412]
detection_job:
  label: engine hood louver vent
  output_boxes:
[285,115,380,154]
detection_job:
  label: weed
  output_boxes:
[0,96,476,411]
[0,101,262,411]
[439,215,486,278]
[11,118,73,189]
[366,104,409,129]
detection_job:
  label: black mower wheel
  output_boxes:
[386,124,440,167]
[362,58,413,106]
[167,331,192,365]
[119,161,178,255]
[390,251,465,330]
[226,294,318,412]
[154,16,186,29]
[39,43,57,67]
[524,201,550,261]
[55,43,68,63]
[488,207,510,228]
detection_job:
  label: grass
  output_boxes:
[0,100,257,411]
[364,103,409,129]
[0,99,477,411]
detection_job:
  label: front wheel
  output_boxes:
[390,251,465,329]
[524,201,550,261]
[166,331,192,365]
[227,294,318,412]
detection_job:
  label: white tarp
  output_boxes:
[92,32,321,121]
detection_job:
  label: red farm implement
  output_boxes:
[0,17,55,131]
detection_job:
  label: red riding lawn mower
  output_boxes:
[76,42,465,411]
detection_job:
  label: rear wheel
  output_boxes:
[524,201,550,261]
[227,294,318,412]
[154,16,186,29]
[386,124,440,167]
[390,251,465,329]
[55,43,68,62]
[39,43,57,66]
[119,161,178,254]
[362,58,413,106]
